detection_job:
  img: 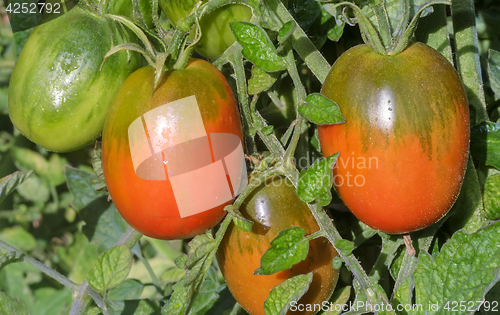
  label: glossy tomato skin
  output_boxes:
[8,6,141,152]
[102,59,243,240]
[160,0,252,59]
[217,176,339,315]
[318,42,470,234]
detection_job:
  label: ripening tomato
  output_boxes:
[102,59,244,239]
[318,42,470,234]
[160,0,252,59]
[217,176,339,315]
[8,5,141,152]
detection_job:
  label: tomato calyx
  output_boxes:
[324,0,451,56]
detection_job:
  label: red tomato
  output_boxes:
[102,59,244,239]
[318,42,470,234]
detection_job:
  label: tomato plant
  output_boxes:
[160,0,252,59]
[8,5,141,152]
[217,176,339,315]
[318,42,470,234]
[101,59,243,240]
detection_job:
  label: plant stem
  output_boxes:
[451,0,488,124]
[132,246,163,295]
[0,239,79,291]
[371,0,393,50]
[264,0,331,83]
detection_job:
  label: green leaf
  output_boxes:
[445,157,488,234]
[262,125,274,136]
[230,22,286,72]
[88,245,133,293]
[277,21,296,44]
[263,273,313,315]
[109,299,160,315]
[321,285,351,315]
[300,94,345,125]
[0,170,33,205]
[470,122,500,170]
[334,239,354,256]
[488,49,500,98]
[331,256,343,269]
[248,66,280,95]
[254,227,309,275]
[287,0,322,32]
[327,22,344,42]
[65,166,128,253]
[0,226,36,252]
[0,291,30,315]
[414,221,500,313]
[296,153,339,206]
[65,166,108,211]
[16,173,50,203]
[483,174,500,220]
[108,279,145,301]
[189,267,221,315]
[164,233,218,314]
[32,287,72,315]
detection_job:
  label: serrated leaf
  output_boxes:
[484,174,500,220]
[0,291,30,315]
[189,267,221,315]
[296,153,339,206]
[88,245,132,293]
[415,221,500,314]
[254,227,309,275]
[264,273,313,315]
[163,277,189,315]
[300,94,345,125]
[230,22,286,72]
[470,122,500,170]
[488,49,500,98]
[278,21,296,43]
[334,239,354,256]
[248,66,280,95]
[0,170,33,205]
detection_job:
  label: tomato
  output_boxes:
[217,176,339,315]
[8,6,141,153]
[160,0,252,59]
[318,42,470,234]
[101,59,244,240]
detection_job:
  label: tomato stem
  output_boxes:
[403,234,416,256]
[371,1,393,50]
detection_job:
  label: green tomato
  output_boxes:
[160,0,252,59]
[8,6,141,152]
[108,0,155,29]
